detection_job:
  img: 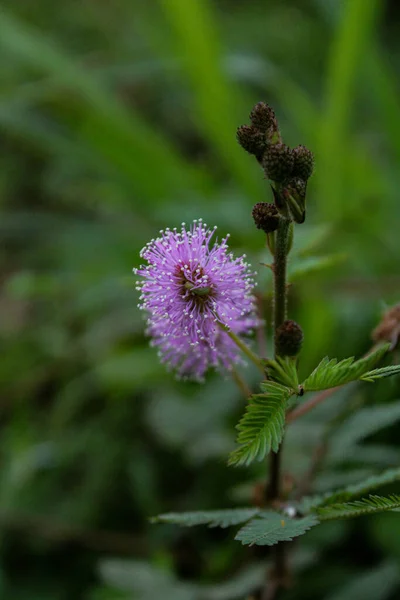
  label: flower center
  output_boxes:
[174,263,213,301]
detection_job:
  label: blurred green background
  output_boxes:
[1,0,400,598]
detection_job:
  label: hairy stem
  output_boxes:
[264,217,291,598]
[267,217,290,502]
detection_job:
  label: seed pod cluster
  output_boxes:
[237,101,314,227]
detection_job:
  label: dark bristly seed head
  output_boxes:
[262,143,294,183]
[236,124,266,159]
[292,145,314,180]
[252,202,280,233]
[250,102,277,132]
[275,320,304,356]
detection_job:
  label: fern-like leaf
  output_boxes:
[301,343,390,392]
[317,494,400,521]
[151,508,260,528]
[228,383,291,467]
[361,364,400,382]
[299,467,400,511]
[235,511,318,546]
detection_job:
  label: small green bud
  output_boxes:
[252,202,280,233]
[275,320,303,357]
[283,177,307,224]
[292,145,314,180]
[262,143,294,183]
[236,125,266,159]
[250,102,277,132]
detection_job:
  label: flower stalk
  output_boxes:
[219,322,265,374]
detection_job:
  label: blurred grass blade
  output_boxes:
[0,9,211,201]
[318,0,382,218]
[158,0,263,200]
[367,48,400,164]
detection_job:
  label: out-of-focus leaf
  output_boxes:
[299,467,400,512]
[152,508,259,528]
[324,561,400,600]
[99,559,195,600]
[289,253,347,280]
[235,511,318,546]
[317,495,400,521]
[330,400,400,459]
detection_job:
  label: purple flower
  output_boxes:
[134,220,259,381]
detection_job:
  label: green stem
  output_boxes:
[267,217,290,502]
[265,217,291,596]
[218,323,265,374]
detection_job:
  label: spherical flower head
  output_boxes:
[134,220,259,381]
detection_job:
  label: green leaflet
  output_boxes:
[235,511,318,546]
[361,364,400,382]
[301,343,390,392]
[298,467,400,512]
[228,382,292,467]
[151,508,260,528]
[317,495,400,521]
[263,357,299,390]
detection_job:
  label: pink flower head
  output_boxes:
[135,220,259,381]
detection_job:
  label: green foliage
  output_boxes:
[301,344,391,392]
[228,383,291,467]
[263,357,298,390]
[98,559,194,600]
[361,364,400,382]
[324,562,400,600]
[1,0,400,598]
[317,495,400,521]
[98,559,266,600]
[330,401,400,458]
[288,253,347,280]
[235,511,318,546]
[299,467,400,511]
[151,508,259,528]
